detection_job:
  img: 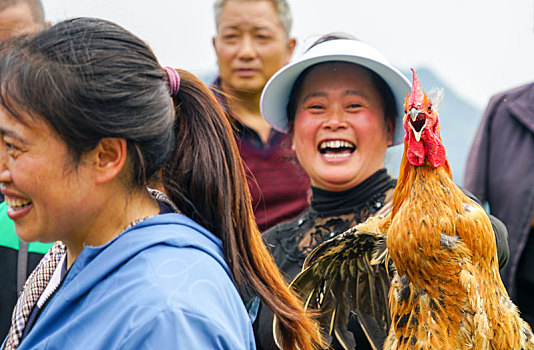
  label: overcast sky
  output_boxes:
[43,0,534,110]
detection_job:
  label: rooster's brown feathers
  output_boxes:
[284,69,534,350]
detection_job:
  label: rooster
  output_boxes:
[287,69,534,350]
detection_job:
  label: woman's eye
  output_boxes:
[306,104,325,111]
[347,103,362,109]
[3,141,19,155]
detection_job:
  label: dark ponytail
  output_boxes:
[163,69,323,350]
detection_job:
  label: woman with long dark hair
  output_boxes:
[0,18,321,349]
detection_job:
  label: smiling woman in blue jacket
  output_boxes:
[0,18,321,350]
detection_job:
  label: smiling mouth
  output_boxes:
[4,197,32,210]
[318,140,356,158]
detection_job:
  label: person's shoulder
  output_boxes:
[496,82,534,98]
[139,244,233,288]
[263,210,309,244]
[488,82,534,108]
[115,216,237,298]
[120,245,248,322]
[485,82,534,126]
[113,273,254,350]
[133,213,222,251]
[262,223,283,247]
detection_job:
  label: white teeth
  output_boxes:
[319,140,355,149]
[323,152,351,158]
[5,197,32,209]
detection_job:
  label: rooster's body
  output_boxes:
[288,70,534,349]
[385,69,533,349]
[386,151,531,349]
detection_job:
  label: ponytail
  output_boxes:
[162,69,323,349]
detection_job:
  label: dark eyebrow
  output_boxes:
[0,127,26,145]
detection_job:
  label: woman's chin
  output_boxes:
[314,175,360,192]
[13,227,39,244]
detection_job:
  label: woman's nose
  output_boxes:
[323,109,348,130]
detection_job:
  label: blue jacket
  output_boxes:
[14,213,256,349]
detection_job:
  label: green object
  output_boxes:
[0,202,53,254]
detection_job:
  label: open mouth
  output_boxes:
[4,197,32,210]
[409,113,427,142]
[318,140,356,159]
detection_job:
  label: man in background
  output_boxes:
[0,0,46,43]
[0,0,52,339]
[212,0,311,232]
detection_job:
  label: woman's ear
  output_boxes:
[91,138,128,185]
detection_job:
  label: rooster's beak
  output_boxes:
[409,108,419,121]
[413,129,423,142]
[408,107,425,142]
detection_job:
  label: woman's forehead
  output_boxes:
[2,110,38,134]
[0,100,57,144]
[0,92,43,127]
[298,63,377,99]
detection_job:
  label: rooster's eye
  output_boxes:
[427,105,432,112]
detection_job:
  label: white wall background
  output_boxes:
[43,0,534,110]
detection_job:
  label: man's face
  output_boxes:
[0,2,41,42]
[213,0,295,94]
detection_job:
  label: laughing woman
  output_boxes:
[253,34,510,349]
[0,18,321,350]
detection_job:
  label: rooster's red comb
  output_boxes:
[408,68,424,108]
